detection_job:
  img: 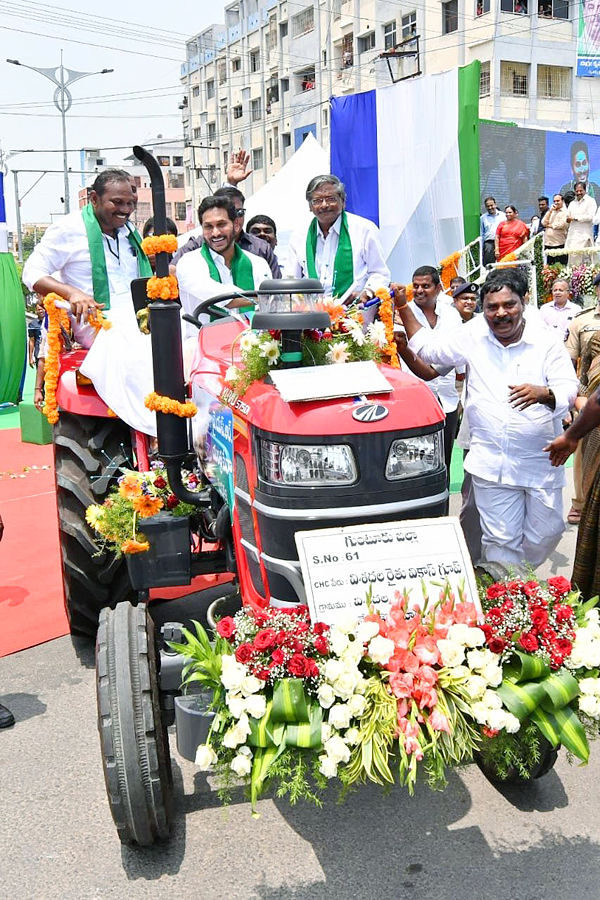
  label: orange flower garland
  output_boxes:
[87,308,112,331]
[499,251,518,263]
[141,234,179,256]
[120,538,150,554]
[145,391,197,418]
[146,275,179,300]
[375,288,399,368]
[439,252,461,290]
[42,293,71,424]
[133,495,164,518]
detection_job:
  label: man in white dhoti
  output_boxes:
[22,169,156,435]
[565,182,597,250]
[394,268,578,570]
[286,175,390,303]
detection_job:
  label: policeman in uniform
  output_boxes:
[564,273,600,524]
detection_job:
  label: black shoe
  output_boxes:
[0,703,15,728]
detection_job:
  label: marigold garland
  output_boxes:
[42,293,71,424]
[87,308,112,331]
[499,251,518,263]
[141,234,179,256]
[145,391,198,418]
[375,288,399,368]
[438,251,461,290]
[146,275,179,300]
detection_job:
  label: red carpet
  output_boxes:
[0,430,68,657]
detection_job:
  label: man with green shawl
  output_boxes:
[23,169,156,433]
[286,175,390,305]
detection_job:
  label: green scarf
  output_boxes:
[305,210,354,298]
[81,203,152,310]
[200,241,256,313]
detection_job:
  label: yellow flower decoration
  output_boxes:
[85,504,106,531]
[375,288,399,369]
[141,234,179,256]
[146,275,179,300]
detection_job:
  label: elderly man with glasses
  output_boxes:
[286,175,390,303]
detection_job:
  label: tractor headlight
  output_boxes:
[259,440,358,486]
[385,432,443,480]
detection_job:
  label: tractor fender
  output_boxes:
[56,350,112,418]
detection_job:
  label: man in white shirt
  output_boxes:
[566,182,597,250]
[480,197,506,267]
[23,169,156,434]
[286,175,390,303]
[394,268,578,570]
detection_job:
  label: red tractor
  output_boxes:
[51,149,451,844]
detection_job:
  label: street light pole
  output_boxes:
[6,53,113,214]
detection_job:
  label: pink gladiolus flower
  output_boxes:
[416,687,438,710]
[404,735,423,759]
[397,699,409,718]
[389,671,414,698]
[392,648,420,674]
[416,665,438,686]
[414,638,439,666]
[429,709,451,733]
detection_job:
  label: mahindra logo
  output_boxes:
[352,403,389,423]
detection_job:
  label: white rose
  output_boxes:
[486,708,511,732]
[329,703,352,731]
[225,365,241,383]
[585,608,600,624]
[470,701,490,725]
[341,639,365,664]
[335,612,358,634]
[466,649,487,670]
[481,663,503,687]
[437,639,465,668]
[226,693,246,718]
[463,675,487,700]
[324,735,351,764]
[324,658,344,683]
[450,665,470,681]
[447,624,471,645]
[367,635,395,665]
[579,677,600,696]
[319,754,338,778]
[220,655,247,692]
[244,693,267,719]
[321,722,333,743]
[317,683,336,709]
[348,694,367,717]
[194,743,217,769]
[482,690,503,709]
[464,627,486,648]
[503,713,521,734]
[222,712,251,748]
[571,640,600,669]
[356,620,380,644]
[241,674,262,696]
[333,670,359,700]
[329,629,350,656]
[345,727,360,745]
[579,695,600,717]
[230,753,252,777]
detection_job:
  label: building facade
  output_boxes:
[180,0,600,214]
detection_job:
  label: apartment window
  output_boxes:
[252,147,264,170]
[292,7,314,37]
[223,150,228,171]
[232,57,241,72]
[250,49,260,73]
[479,61,491,97]
[402,12,417,39]
[538,64,572,99]
[173,156,183,167]
[267,77,279,105]
[175,202,186,221]
[383,21,397,50]
[322,106,329,127]
[274,126,279,158]
[281,77,290,92]
[157,155,170,166]
[209,166,218,184]
[358,31,376,54]
[476,0,491,14]
[165,202,173,219]
[193,127,201,139]
[322,49,327,67]
[538,0,568,17]
[206,79,215,100]
[500,61,530,96]
[442,0,459,33]
[217,60,227,85]
[280,21,288,38]
[342,33,354,68]
[251,98,262,122]
[207,122,216,142]
[501,0,528,12]
[167,172,184,189]
[220,106,228,129]
[192,85,200,97]
[233,104,243,119]
[137,201,152,221]
[282,132,291,149]
[269,137,273,165]
[298,67,315,92]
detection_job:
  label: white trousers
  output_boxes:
[471,475,564,569]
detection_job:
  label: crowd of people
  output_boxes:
[16,155,600,643]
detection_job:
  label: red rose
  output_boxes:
[313,622,330,635]
[276,630,289,645]
[153,476,167,489]
[519,631,539,653]
[550,654,565,670]
[166,494,180,509]
[488,637,507,655]
[216,616,236,639]
[235,643,255,664]
[541,627,557,645]
[555,637,572,656]
[530,608,549,630]
[480,623,494,640]
[294,621,309,634]
[547,576,571,597]
[486,584,507,601]
[506,580,524,593]
[501,599,514,612]
[554,604,575,624]
[305,658,320,678]
[255,667,272,681]
[486,607,504,623]
[483,726,499,738]
[253,628,277,651]
[271,648,285,665]
[314,635,329,655]
[287,653,309,677]
[523,580,541,597]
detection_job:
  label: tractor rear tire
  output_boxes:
[96,601,173,846]
[54,412,133,636]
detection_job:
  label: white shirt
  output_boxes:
[176,244,270,339]
[287,211,390,298]
[565,195,597,249]
[408,300,463,414]
[409,315,577,489]
[22,210,141,347]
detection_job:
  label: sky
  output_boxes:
[0,0,228,229]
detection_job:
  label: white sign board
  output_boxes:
[295,517,481,627]
[270,360,392,403]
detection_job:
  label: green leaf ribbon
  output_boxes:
[497,651,589,763]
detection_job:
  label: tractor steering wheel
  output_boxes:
[182,291,258,330]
